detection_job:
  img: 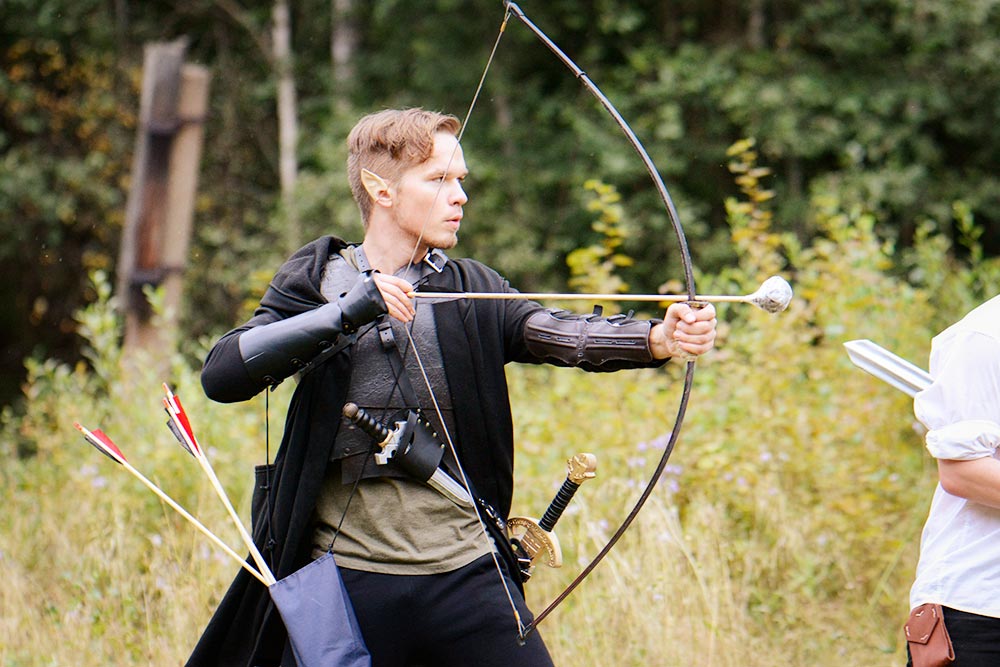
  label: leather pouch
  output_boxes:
[905,603,955,667]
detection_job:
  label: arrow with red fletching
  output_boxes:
[73,422,269,586]
[77,423,128,464]
[162,385,200,456]
[162,384,276,585]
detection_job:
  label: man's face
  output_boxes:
[390,132,468,253]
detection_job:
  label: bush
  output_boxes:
[3,187,997,665]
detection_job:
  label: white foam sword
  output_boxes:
[843,339,932,396]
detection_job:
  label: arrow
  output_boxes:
[73,422,269,586]
[409,276,793,314]
[163,384,276,585]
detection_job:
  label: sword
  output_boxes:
[843,339,932,396]
[509,453,597,581]
[342,402,474,508]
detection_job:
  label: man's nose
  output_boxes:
[451,183,468,206]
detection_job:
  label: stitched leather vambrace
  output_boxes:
[523,310,656,367]
[238,271,387,385]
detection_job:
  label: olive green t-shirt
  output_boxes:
[311,249,492,574]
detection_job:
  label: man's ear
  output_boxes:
[361,169,392,207]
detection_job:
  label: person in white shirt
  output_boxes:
[908,295,1000,666]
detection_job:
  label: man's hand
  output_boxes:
[649,302,717,360]
[372,273,417,322]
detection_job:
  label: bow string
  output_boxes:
[398,1,700,640]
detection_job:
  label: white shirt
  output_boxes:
[910,295,1000,616]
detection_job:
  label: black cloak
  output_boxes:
[188,236,662,667]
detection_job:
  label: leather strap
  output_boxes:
[296,246,446,381]
[376,316,422,409]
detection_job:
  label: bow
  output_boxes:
[498,2,698,636]
[398,1,701,639]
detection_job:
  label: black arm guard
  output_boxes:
[523,309,655,367]
[238,271,387,385]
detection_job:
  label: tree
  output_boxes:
[272,0,301,252]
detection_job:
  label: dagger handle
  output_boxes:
[538,479,580,532]
[343,402,392,444]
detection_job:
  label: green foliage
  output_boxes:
[2,270,292,664]
[4,184,999,665]
[901,201,1000,332]
[5,4,1000,661]
[5,0,1000,410]
[566,179,633,302]
[0,29,136,406]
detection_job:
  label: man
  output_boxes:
[190,108,717,667]
[908,296,1000,666]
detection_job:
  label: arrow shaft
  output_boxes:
[411,291,744,303]
[163,387,276,584]
[194,452,277,584]
[121,460,270,586]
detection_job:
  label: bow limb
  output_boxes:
[502,2,699,638]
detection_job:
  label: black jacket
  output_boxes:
[188,236,662,667]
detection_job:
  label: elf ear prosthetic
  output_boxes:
[361,168,392,206]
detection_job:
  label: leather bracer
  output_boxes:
[238,271,387,385]
[523,309,655,366]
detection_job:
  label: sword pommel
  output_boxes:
[567,453,597,484]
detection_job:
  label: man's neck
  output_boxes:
[360,236,426,276]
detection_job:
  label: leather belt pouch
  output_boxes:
[905,603,955,667]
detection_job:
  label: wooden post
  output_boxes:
[118,39,210,356]
[158,64,210,347]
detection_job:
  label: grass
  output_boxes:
[1,354,924,666]
[4,203,996,666]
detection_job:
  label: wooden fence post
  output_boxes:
[117,39,210,357]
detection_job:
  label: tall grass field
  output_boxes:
[3,191,998,666]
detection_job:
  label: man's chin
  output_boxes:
[429,234,459,250]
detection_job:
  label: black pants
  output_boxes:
[907,607,1000,667]
[338,554,554,667]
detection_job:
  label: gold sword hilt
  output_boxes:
[509,453,597,576]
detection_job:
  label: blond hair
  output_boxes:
[347,108,461,226]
